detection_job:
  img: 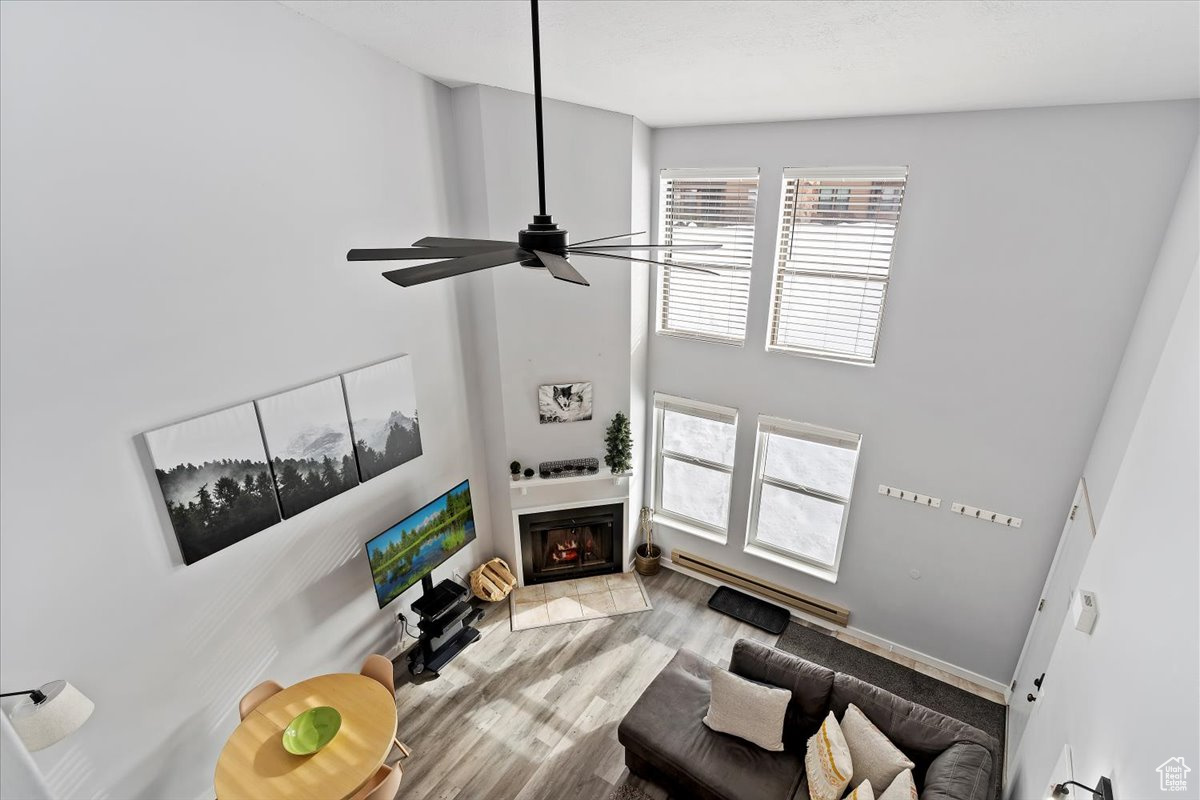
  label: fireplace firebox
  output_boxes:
[518,503,624,585]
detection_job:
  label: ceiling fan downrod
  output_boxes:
[517,0,567,264]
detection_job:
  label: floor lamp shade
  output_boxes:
[9,681,94,751]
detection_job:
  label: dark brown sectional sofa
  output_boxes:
[618,639,999,800]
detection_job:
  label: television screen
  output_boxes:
[365,479,476,609]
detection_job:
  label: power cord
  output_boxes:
[396,612,420,650]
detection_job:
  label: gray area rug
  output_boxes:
[777,621,1005,797]
[608,783,655,800]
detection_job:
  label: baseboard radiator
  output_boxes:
[671,549,851,627]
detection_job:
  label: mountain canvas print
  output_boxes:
[144,403,281,564]
[257,377,358,519]
[342,355,423,481]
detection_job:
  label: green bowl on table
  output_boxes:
[282,706,342,755]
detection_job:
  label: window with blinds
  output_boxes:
[747,416,861,579]
[768,167,908,364]
[657,168,760,344]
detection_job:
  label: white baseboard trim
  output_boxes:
[659,555,1010,701]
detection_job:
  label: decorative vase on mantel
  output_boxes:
[634,506,661,576]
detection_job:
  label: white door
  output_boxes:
[1005,479,1096,766]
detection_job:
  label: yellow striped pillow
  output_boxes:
[847,779,876,800]
[804,711,854,800]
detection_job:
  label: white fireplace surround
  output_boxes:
[511,497,632,585]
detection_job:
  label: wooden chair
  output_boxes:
[238,680,283,720]
[350,764,402,800]
[360,654,411,758]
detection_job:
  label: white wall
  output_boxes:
[453,85,645,567]
[0,717,50,800]
[647,102,1199,682]
[0,3,490,798]
[1083,138,1199,523]
[628,119,654,544]
[1006,258,1198,800]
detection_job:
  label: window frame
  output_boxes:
[650,392,739,542]
[745,415,861,581]
[655,167,761,347]
[766,166,909,366]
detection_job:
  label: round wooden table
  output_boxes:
[214,673,398,800]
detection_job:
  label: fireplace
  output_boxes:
[518,503,624,585]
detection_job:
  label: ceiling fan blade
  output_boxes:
[534,250,589,286]
[412,236,519,250]
[382,248,527,287]
[570,249,720,276]
[348,247,495,262]
[568,231,647,247]
[568,244,721,251]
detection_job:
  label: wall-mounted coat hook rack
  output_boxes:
[879,484,941,508]
[951,502,1021,528]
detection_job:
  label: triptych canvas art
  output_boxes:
[144,355,422,565]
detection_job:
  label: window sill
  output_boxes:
[656,328,746,348]
[764,344,876,368]
[654,514,728,546]
[743,544,838,584]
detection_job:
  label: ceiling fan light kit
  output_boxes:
[346,0,718,289]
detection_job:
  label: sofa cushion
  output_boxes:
[730,639,836,749]
[704,667,791,751]
[804,711,854,800]
[879,769,919,800]
[841,703,915,791]
[921,743,992,800]
[618,649,805,800]
[847,780,876,800]
[828,671,999,798]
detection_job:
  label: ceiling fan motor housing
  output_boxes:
[518,214,568,267]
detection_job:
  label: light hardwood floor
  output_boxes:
[389,568,776,800]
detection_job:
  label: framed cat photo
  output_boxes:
[538,381,593,424]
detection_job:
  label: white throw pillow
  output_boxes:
[878,769,918,800]
[847,780,876,800]
[840,704,915,791]
[702,667,790,751]
[804,711,854,800]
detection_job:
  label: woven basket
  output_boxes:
[469,557,518,602]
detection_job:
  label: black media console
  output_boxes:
[405,574,482,676]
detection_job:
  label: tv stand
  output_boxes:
[405,574,482,676]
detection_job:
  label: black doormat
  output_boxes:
[707,586,790,634]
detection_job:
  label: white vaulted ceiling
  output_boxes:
[278,0,1200,127]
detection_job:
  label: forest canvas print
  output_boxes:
[257,377,358,519]
[145,403,281,565]
[342,355,423,481]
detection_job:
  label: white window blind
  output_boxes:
[658,168,760,344]
[769,167,908,364]
[652,393,739,538]
[747,416,861,578]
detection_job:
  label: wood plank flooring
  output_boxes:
[390,568,776,800]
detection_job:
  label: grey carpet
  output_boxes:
[776,621,1005,797]
[608,782,656,800]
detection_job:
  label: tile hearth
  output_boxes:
[510,572,652,631]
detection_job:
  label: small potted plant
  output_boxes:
[604,412,633,475]
[510,460,521,479]
[634,507,660,575]
[523,467,535,480]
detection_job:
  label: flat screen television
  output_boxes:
[365,479,476,609]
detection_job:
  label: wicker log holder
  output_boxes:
[469,557,518,602]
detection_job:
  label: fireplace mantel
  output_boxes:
[509,471,632,496]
